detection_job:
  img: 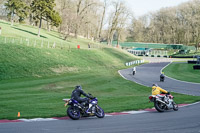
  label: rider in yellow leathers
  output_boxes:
[152,84,168,95]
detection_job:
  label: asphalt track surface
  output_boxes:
[1,62,200,133]
[0,103,200,133]
[119,62,200,96]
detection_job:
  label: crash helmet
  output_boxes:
[75,85,82,90]
[152,84,158,89]
[152,84,158,87]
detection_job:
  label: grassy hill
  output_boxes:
[1,20,200,120]
[0,43,134,80]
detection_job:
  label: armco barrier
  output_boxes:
[125,60,144,66]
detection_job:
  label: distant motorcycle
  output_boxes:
[160,74,165,82]
[63,93,105,120]
[149,93,178,112]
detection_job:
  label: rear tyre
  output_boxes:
[133,71,135,75]
[173,102,178,111]
[154,101,165,112]
[95,105,105,118]
[67,106,81,120]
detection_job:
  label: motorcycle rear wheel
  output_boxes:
[67,106,81,120]
[154,101,165,112]
[133,71,135,75]
[95,105,105,118]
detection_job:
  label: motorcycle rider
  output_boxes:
[71,85,93,107]
[152,84,170,102]
[132,67,136,75]
[160,72,165,82]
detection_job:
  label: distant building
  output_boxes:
[128,48,152,55]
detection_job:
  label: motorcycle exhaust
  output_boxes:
[156,99,166,105]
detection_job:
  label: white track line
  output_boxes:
[15,102,200,122]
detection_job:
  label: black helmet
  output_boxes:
[75,85,82,90]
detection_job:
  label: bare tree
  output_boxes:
[98,0,107,41]
[74,0,98,38]
[107,1,130,45]
[0,0,7,20]
[57,0,102,40]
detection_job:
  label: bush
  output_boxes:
[157,55,160,57]
[163,55,168,58]
[170,55,193,58]
[151,55,154,57]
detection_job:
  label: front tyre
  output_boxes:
[154,101,165,112]
[67,106,81,120]
[173,102,178,111]
[95,105,105,118]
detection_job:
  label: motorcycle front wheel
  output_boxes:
[95,105,105,118]
[67,106,81,120]
[154,101,165,112]
[173,102,179,111]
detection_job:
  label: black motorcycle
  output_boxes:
[63,94,105,120]
[160,74,165,82]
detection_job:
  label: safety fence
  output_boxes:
[0,36,102,50]
[0,36,74,49]
[125,60,144,66]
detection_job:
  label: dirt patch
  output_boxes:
[42,83,64,90]
[44,83,57,90]
[50,66,78,74]
[32,74,42,78]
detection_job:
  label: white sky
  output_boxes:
[124,0,191,17]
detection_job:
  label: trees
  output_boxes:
[107,1,131,45]
[56,0,75,38]
[57,0,103,40]
[74,0,98,38]
[4,0,29,25]
[1,0,200,49]
[129,0,200,51]
[31,0,61,37]
[0,0,7,18]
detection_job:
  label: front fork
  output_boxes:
[86,104,96,114]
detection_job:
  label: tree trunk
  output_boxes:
[75,23,78,38]
[110,35,113,46]
[107,33,110,45]
[47,19,50,32]
[11,9,14,26]
[38,17,42,37]
[11,19,13,26]
[99,0,106,40]
[117,31,120,47]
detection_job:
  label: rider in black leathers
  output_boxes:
[71,85,93,106]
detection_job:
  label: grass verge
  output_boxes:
[1,70,200,120]
[163,62,200,83]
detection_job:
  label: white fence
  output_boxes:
[125,60,144,66]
